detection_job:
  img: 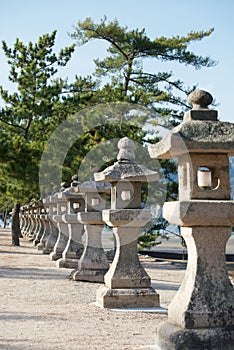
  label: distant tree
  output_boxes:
[0,31,96,242]
[70,16,215,120]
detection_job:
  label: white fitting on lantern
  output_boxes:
[91,198,100,206]
[61,206,67,212]
[73,203,80,209]
[197,167,212,188]
[121,190,132,201]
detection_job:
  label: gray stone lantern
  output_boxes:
[32,199,45,247]
[37,199,51,251]
[94,137,160,308]
[148,90,234,350]
[26,199,38,239]
[22,204,31,237]
[49,190,69,261]
[42,195,59,255]
[71,179,110,282]
[56,176,85,269]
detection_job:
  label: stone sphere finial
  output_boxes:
[60,181,69,191]
[71,174,79,182]
[188,90,213,110]
[117,137,135,162]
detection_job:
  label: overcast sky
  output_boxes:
[1,0,234,122]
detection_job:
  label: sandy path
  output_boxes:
[0,229,188,349]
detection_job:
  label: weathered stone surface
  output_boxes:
[104,227,151,289]
[102,208,151,227]
[49,219,69,261]
[78,211,104,225]
[72,224,109,283]
[163,200,234,226]
[188,89,213,110]
[42,221,58,254]
[96,285,160,309]
[168,227,234,329]
[177,153,230,201]
[148,121,234,159]
[53,187,86,268]
[56,257,79,269]
[71,178,110,282]
[150,90,234,349]
[94,161,159,182]
[94,137,160,308]
[94,137,158,182]
[156,321,234,350]
[55,216,84,267]
[37,217,50,250]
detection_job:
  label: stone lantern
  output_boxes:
[49,188,69,261]
[26,199,37,239]
[94,137,160,308]
[37,199,51,251]
[21,204,30,237]
[56,176,85,269]
[32,199,45,247]
[71,178,110,282]
[20,206,26,235]
[42,195,59,255]
[148,90,234,349]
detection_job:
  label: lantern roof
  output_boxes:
[94,137,159,183]
[79,180,111,193]
[148,90,234,159]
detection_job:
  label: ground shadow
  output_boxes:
[0,266,70,280]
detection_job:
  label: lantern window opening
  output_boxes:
[73,203,80,209]
[121,190,132,201]
[197,166,221,190]
[91,198,100,206]
[61,206,67,212]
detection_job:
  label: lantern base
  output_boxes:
[49,251,62,261]
[42,247,53,254]
[156,321,234,350]
[36,242,45,250]
[96,285,160,309]
[72,268,108,283]
[56,258,79,269]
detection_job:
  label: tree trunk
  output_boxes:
[3,209,8,228]
[11,203,21,246]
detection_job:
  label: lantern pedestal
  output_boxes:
[72,209,109,283]
[96,285,159,309]
[56,214,84,269]
[37,218,51,250]
[163,200,234,227]
[96,210,160,308]
[42,220,58,254]
[156,321,234,350]
[42,196,59,255]
[168,227,234,328]
[50,217,68,261]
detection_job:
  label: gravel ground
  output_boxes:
[0,228,233,350]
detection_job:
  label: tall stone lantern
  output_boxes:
[148,90,234,350]
[57,176,85,269]
[94,137,160,308]
[71,179,110,282]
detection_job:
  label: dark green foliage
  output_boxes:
[0,31,95,207]
[70,17,215,119]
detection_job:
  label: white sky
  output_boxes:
[1,0,234,122]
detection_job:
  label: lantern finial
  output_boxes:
[188,90,213,110]
[117,137,135,162]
